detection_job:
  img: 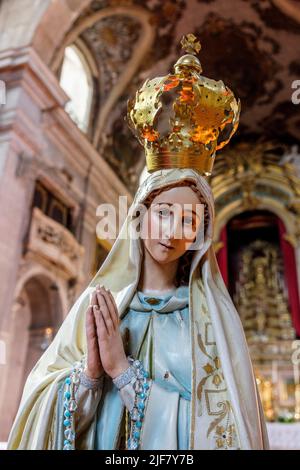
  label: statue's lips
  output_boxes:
[159,242,174,250]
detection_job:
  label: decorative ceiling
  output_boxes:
[55,0,300,192]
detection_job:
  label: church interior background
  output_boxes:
[0,0,300,450]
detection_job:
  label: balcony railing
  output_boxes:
[26,207,85,279]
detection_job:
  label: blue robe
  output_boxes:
[56,285,191,450]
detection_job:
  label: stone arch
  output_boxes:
[212,157,300,243]
[273,0,300,23]
[47,5,154,146]
[28,2,155,146]
[212,155,300,323]
[1,272,64,440]
[14,265,69,317]
[214,194,294,242]
[31,0,92,66]
[20,275,63,382]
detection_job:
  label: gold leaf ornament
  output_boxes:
[180,33,202,55]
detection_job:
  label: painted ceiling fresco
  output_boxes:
[59,0,300,191]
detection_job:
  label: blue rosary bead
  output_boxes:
[64,429,75,441]
[62,357,87,451]
[126,356,150,450]
[63,443,73,451]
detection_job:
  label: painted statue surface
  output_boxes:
[7,35,269,450]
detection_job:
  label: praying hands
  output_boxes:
[85,285,129,380]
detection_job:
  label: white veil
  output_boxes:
[7,168,269,450]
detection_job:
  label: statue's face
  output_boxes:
[141,186,204,264]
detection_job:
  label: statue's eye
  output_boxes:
[183,216,193,225]
[158,208,170,217]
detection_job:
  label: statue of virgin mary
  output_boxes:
[7,35,269,451]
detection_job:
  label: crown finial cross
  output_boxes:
[180,33,201,55]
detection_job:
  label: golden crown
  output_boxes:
[127,34,241,175]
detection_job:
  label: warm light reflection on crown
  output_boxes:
[127,34,241,175]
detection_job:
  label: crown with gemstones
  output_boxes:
[127,34,241,175]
